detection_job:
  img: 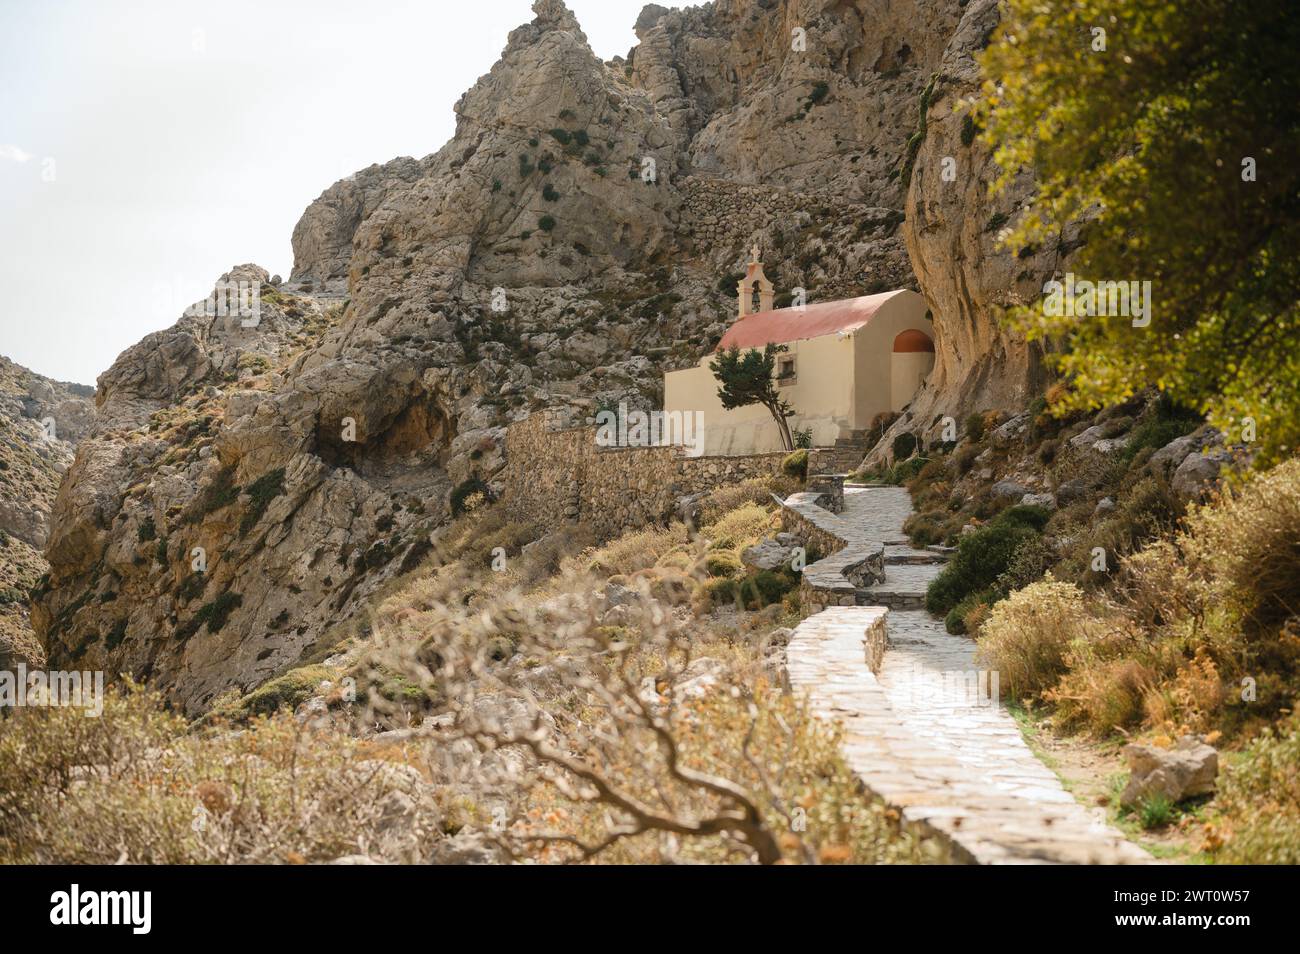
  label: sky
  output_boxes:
[0,0,652,386]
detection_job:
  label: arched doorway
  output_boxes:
[890,328,935,410]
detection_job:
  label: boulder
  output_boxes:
[428,830,504,866]
[1172,447,1233,499]
[674,656,727,699]
[1120,736,1218,808]
[741,537,798,572]
[1150,425,1217,474]
[1019,492,1056,510]
[990,412,1030,447]
[992,479,1029,501]
[1055,478,1095,506]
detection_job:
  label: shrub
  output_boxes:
[955,443,981,474]
[1207,711,1300,863]
[542,183,560,202]
[240,468,285,535]
[217,665,335,721]
[189,466,239,521]
[883,456,927,485]
[700,550,742,578]
[891,431,917,460]
[538,214,556,231]
[177,591,243,641]
[136,517,157,543]
[0,684,440,864]
[450,477,493,517]
[925,508,1043,616]
[944,587,997,635]
[694,475,798,526]
[903,509,946,547]
[701,502,776,550]
[964,413,986,442]
[975,579,1096,699]
[782,448,808,480]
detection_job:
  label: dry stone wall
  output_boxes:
[498,412,785,539]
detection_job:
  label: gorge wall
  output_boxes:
[0,357,93,673]
[34,0,1041,714]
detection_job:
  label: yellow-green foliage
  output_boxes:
[698,549,742,578]
[975,578,1099,700]
[208,664,335,723]
[701,501,777,551]
[1000,459,1300,740]
[570,523,689,579]
[980,0,1300,466]
[695,474,799,526]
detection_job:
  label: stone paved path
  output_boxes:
[784,485,1150,864]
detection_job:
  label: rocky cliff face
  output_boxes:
[36,0,1031,714]
[0,356,93,672]
[889,0,1059,449]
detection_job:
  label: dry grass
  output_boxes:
[0,683,441,864]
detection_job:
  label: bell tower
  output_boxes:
[736,244,774,318]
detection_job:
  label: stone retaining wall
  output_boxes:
[497,412,786,539]
[781,490,885,615]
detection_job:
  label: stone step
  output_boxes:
[884,550,947,566]
[856,590,926,610]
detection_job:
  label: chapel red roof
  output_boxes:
[714,290,907,352]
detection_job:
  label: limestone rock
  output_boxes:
[1172,447,1233,499]
[897,0,1054,440]
[1020,492,1056,510]
[1150,426,1216,473]
[741,533,800,571]
[992,480,1028,501]
[991,412,1030,447]
[33,0,1029,717]
[1055,477,1096,506]
[1120,736,1218,808]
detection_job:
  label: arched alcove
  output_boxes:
[890,328,935,410]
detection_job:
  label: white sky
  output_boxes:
[0,0,651,385]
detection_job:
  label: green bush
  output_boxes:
[136,517,157,543]
[1120,407,1202,463]
[240,468,285,535]
[699,567,798,612]
[781,449,808,480]
[176,591,243,641]
[891,431,917,459]
[738,569,798,610]
[926,509,1044,616]
[538,214,556,231]
[220,665,336,721]
[965,413,987,442]
[944,588,998,635]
